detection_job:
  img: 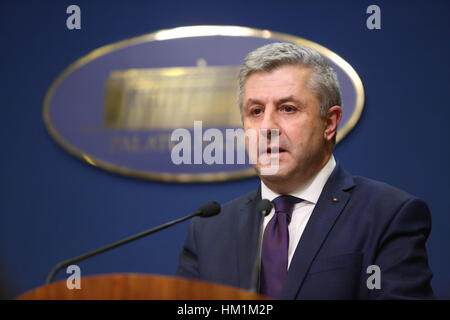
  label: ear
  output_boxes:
[324,106,343,142]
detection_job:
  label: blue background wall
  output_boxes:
[0,0,449,299]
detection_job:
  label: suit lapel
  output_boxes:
[280,164,355,299]
[236,188,262,290]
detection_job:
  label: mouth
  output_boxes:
[264,147,287,154]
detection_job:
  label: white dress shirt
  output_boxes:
[261,155,336,268]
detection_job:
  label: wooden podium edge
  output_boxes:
[16,273,270,300]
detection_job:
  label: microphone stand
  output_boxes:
[46,211,201,284]
[249,200,272,294]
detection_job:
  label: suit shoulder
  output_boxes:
[345,175,431,235]
[352,175,420,203]
[349,175,431,220]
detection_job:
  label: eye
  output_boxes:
[281,105,297,113]
[250,107,263,116]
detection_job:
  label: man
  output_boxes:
[177,42,434,299]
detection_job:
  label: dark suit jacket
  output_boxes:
[177,164,434,299]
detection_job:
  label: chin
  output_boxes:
[256,164,292,181]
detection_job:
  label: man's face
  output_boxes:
[242,64,330,184]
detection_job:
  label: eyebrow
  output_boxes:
[244,96,306,109]
[244,98,264,108]
[277,96,306,108]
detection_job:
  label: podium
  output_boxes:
[17,274,268,300]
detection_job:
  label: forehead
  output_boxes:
[244,65,315,99]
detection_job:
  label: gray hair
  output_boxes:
[238,42,342,117]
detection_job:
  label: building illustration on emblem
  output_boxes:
[104,60,242,130]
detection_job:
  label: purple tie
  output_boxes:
[260,195,302,298]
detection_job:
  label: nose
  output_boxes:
[260,107,280,140]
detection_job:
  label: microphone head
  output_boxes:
[257,199,273,216]
[198,201,221,218]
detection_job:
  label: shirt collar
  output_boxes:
[261,154,336,205]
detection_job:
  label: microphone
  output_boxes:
[256,199,273,216]
[46,201,221,284]
[249,199,273,294]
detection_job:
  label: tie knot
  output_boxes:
[272,195,302,216]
